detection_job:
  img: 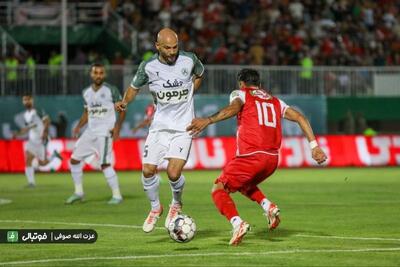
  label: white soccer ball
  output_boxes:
[167,214,196,243]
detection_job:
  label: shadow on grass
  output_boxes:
[253,227,328,242]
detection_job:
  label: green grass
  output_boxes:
[0,168,400,266]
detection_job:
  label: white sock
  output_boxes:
[142,173,160,211]
[25,167,35,185]
[70,162,84,196]
[169,175,185,205]
[103,166,122,199]
[230,216,243,229]
[260,198,271,212]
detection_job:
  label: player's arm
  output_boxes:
[116,61,148,112]
[192,53,204,92]
[73,109,88,138]
[193,75,203,91]
[115,86,140,112]
[12,125,34,138]
[111,110,126,140]
[41,115,50,142]
[284,107,327,164]
[132,117,152,133]
[187,98,243,136]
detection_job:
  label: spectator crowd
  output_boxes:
[111,0,400,66]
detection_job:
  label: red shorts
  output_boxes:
[216,153,278,193]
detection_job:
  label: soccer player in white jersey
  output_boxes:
[65,63,126,205]
[115,28,204,232]
[13,94,59,187]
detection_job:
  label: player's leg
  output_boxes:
[164,131,192,228]
[240,185,280,230]
[141,131,166,233]
[101,163,122,204]
[239,154,280,230]
[142,163,163,232]
[164,158,186,228]
[65,158,85,204]
[211,182,250,246]
[212,156,258,245]
[24,150,36,187]
[65,133,93,204]
[98,137,122,204]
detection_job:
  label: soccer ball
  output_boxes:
[167,214,196,243]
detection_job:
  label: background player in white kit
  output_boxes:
[115,28,204,232]
[13,94,61,187]
[65,63,126,205]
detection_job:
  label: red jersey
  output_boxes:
[230,87,289,156]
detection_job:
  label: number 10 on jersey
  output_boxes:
[255,101,276,128]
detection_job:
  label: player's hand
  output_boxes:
[110,127,120,141]
[115,101,127,113]
[312,147,327,165]
[11,131,17,139]
[186,118,211,136]
[72,126,80,138]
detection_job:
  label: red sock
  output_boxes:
[212,189,239,221]
[241,186,266,204]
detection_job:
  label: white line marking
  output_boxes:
[295,234,400,242]
[2,247,400,266]
[0,199,12,205]
[0,220,164,230]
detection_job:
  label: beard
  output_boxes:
[164,54,177,65]
[93,79,104,86]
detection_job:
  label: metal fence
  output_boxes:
[1,65,400,96]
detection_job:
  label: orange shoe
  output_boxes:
[266,203,280,230]
[229,221,250,246]
[143,206,163,233]
[165,203,182,229]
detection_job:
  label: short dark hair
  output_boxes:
[237,68,260,86]
[22,92,33,98]
[90,62,105,71]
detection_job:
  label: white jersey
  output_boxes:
[130,51,204,132]
[24,109,45,143]
[82,83,121,137]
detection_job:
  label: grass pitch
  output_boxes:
[0,168,399,266]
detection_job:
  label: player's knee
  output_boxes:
[142,165,157,178]
[166,168,181,181]
[70,158,80,165]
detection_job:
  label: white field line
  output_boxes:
[1,247,400,266]
[295,234,400,242]
[0,199,12,205]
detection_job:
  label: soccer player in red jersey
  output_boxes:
[187,68,327,246]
